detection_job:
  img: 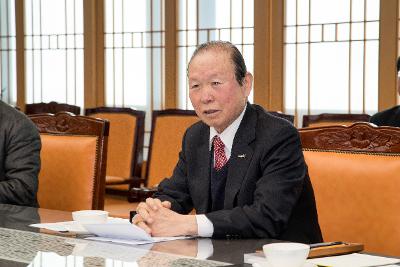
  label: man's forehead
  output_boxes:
[194,47,231,59]
[188,49,233,70]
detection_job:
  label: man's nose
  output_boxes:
[200,86,214,103]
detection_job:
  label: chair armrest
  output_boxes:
[128,186,158,203]
[130,176,146,188]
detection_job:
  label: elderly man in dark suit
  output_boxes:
[0,101,41,206]
[133,41,322,243]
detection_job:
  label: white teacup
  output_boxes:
[72,210,109,224]
[263,242,310,267]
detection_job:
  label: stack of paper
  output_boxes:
[30,218,189,245]
[84,223,190,245]
[30,217,128,234]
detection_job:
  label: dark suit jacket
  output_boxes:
[155,104,322,243]
[0,101,41,206]
[370,105,400,127]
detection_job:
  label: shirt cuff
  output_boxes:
[195,214,214,237]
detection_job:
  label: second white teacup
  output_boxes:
[263,242,310,267]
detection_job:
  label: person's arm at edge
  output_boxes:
[0,116,41,206]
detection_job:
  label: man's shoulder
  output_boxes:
[372,105,400,117]
[185,119,208,136]
[0,102,24,122]
[0,102,38,134]
[370,105,400,126]
[250,104,296,133]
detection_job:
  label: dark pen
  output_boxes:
[309,241,346,249]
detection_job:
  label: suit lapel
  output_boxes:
[192,125,211,213]
[224,105,257,209]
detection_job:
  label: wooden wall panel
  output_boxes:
[15,0,25,111]
[254,0,284,112]
[165,0,177,109]
[379,0,398,110]
[83,0,105,108]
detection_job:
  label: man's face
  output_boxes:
[188,49,252,133]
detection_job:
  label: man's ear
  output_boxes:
[243,72,253,97]
[397,77,400,96]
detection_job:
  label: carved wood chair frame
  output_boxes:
[29,112,109,209]
[129,109,198,202]
[299,122,400,153]
[302,113,371,128]
[26,101,81,115]
[85,107,145,196]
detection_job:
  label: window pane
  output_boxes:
[104,0,164,110]
[104,0,165,159]
[0,0,17,105]
[24,0,84,108]
[284,0,380,127]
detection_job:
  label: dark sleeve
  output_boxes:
[153,130,194,214]
[206,125,307,238]
[0,117,41,206]
[369,113,379,125]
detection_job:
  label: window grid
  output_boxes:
[24,0,84,108]
[104,0,165,109]
[104,0,165,159]
[284,20,379,44]
[0,0,16,105]
[284,0,380,127]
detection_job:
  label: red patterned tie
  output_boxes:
[213,136,227,171]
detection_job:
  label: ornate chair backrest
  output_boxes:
[299,122,400,256]
[302,113,371,128]
[26,102,81,115]
[29,112,109,211]
[145,110,199,187]
[85,107,145,191]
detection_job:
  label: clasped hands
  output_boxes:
[132,197,198,237]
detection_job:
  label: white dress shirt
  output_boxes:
[195,104,247,237]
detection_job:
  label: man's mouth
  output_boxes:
[204,109,219,115]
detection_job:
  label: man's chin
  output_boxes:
[202,119,220,130]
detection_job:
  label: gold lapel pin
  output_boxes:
[238,154,246,158]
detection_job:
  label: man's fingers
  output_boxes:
[146,197,163,210]
[162,201,172,209]
[132,214,152,234]
[135,221,152,234]
[136,203,154,223]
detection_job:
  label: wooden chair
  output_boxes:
[26,101,81,115]
[85,107,145,197]
[302,113,370,128]
[129,109,199,202]
[299,122,400,256]
[269,111,294,124]
[29,112,109,211]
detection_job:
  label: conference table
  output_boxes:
[0,204,271,267]
[3,204,399,267]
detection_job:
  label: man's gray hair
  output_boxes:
[187,41,248,86]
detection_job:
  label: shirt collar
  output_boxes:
[209,104,247,152]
